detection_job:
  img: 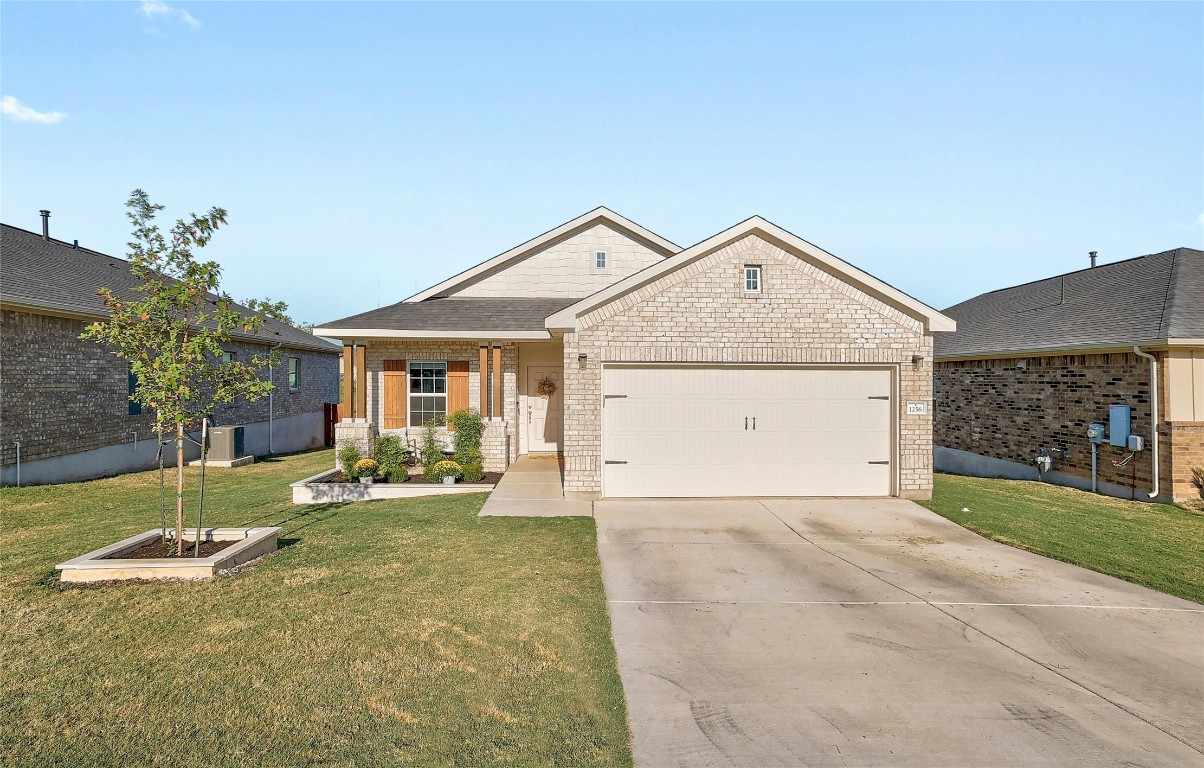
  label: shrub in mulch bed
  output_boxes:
[323,470,502,485]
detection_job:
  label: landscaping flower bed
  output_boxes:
[291,468,499,503]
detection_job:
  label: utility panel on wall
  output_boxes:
[1109,404,1131,448]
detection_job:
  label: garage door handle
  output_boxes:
[868,460,890,465]
[605,460,628,465]
[868,396,890,400]
[604,394,627,399]
[752,417,756,430]
[745,417,748,430]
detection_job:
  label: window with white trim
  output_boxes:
[594,249,608,269]
[409,362,447,425]
[744,265,762,293]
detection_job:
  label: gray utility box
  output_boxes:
[208,426,246,461]
[1108,404,1131,448]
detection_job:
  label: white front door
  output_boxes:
[602,365,894,497]
[526,366,563,453]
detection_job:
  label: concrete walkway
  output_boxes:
[595,498,1204,767]
[477,455,593,516]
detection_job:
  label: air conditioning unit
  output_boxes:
[208,426,245,461]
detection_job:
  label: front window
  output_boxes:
[288,358,301,390]
[409,362,447,425]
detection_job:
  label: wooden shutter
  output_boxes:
[447,361,470,415]
[383,359,407,429]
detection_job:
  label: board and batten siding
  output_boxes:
[448,223,666,298]
[561,232,935,499]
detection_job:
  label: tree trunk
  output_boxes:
[175,422,185,557]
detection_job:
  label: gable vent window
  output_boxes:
[744,265,762,293]
[595,250,608,269]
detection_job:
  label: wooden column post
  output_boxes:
[479,344,489,417]
[354,344,367,421]
[492,345,503,421]
[342,345,354,419]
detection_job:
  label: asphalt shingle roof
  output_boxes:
[935,247,1204,359]
[0,223,338,354]
[319,297,578,332]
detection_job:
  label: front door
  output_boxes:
[526,366,563,453]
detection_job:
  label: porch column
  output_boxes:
[492,344,503,420]
[341,345,354,418]
[354,343,368,420]
[479,344,489,416]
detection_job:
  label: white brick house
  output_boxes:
[315,209,954,499]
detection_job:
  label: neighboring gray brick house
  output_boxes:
[934,248,1204,503]
[0,221,340,485]
[316,208,954,499]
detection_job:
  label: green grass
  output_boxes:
[918,473,1204,605]
[0,451,631,768]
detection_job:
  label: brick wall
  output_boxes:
[450,223,666,299]
[933,352,1202,501]
[0,309,339,466]
[359,340,516,470]
[562,233,936,497]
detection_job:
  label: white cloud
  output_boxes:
[1198,212,1204,226]
[139,0,200,29]
[1,96,67,124]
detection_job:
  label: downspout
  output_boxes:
[1132,346,1159,500]
[268,342,284,455]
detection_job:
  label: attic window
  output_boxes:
[744,265,762,293]
[594,250,608,269]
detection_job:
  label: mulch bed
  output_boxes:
[110,536,239,560]
[324,470,502,485]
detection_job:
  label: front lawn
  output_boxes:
[919,473,1204,605]
[0,450,631,767]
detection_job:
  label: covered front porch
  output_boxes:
[332,336,566,472]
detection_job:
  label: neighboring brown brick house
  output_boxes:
[0,221,340,485]
[934,248,1204,503]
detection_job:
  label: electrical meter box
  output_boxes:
[1108,404,1131,448]
[1087,423,1107,444]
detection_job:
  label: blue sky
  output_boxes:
[3,1,1201,325]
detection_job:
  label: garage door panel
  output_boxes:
[603,366,893,498]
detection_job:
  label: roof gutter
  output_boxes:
[1131,346,1159,501]
[0,295,339,354]
[311,328,552,341]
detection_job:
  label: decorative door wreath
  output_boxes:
[536,376,558,397]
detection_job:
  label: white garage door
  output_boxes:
[602,366,893,498]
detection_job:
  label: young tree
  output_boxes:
[241,297,294,326]
[83,190,280,555]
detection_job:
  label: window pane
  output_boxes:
[434,378,445,393]
[422,378,434,393]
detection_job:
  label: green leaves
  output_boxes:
[81,190,284,435]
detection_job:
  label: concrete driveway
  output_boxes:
[595,498,1204,767]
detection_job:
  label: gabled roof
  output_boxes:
[545,216,957,333]
[935,247,1204,359]
[404,206,680,302]
[0,223,339,354]
[313,297,574,340]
